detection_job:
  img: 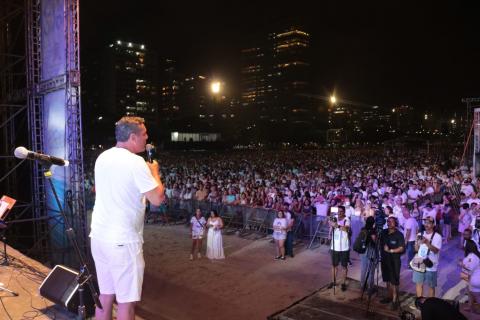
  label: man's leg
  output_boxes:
[429,286,435,297]
[286,231,294,257]
[95,294,115,320]
[416,283,423,297]
[342,266,348,284]
[117,301,136,320]
[392,284,399,302]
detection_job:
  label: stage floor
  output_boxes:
[268,279,416,320]
[0,244,74,319]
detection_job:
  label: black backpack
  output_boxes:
[353,229,368,254]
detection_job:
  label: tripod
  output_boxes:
[0,225,19,296]
[43,166,102,319]
[1,225,8,266]
[360,227,382,314]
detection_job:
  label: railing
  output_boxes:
[154,198,334,244]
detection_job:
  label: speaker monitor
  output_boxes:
[39,264,95,317]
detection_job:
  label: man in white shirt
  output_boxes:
[328,206,350,292]
[402,206,418,266]
[90,117,165,320]
[462,179,475,198]
[412,216,442,298]
[407,184,423,204]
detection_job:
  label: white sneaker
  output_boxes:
[189,254,193,260]
[197,252,202,259]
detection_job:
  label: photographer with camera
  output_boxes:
[380,216,405,310]
[412,216,442,299]
[327,205,351,292]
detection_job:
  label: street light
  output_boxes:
[330,95,336,104]
[211,81,221,94]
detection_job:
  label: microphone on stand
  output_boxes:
[14,146,69,167]
[145,144,155,163]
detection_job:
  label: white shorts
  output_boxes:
[192,232,204,240]
[91,238,145,303]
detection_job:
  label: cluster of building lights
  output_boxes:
[114,40,145,50]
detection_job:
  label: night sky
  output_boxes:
[82,1,479,113]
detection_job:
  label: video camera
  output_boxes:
[329,216,337,223]
[373,200,387,230]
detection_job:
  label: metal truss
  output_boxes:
[65,0,88,256]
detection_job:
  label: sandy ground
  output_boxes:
[138,224,334,320]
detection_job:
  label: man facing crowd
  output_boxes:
[90,116,165,320]
[380,216,405,310]
[328,205,350,292]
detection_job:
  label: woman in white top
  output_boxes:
[190,208,206,260]
[272,210,288,260]
[462,240,480,313]
[206,209,225,260]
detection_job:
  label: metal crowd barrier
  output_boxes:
[162,198,277,238]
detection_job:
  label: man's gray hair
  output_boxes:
[115,116,145,142]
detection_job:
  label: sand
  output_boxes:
[138,223,334,320]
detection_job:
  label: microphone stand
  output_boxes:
[42,165,102,319]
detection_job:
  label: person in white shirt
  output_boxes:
[328,206,350,292]
[459,203,473,248]
[407,184,423,204]
[272,210,288,260]
[190,208,206,260]
[412,216,442,298]
[90,116,165,320]
[462,179,475,198]
[403,206,418,266]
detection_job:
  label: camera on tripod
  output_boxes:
[374,206,386,230]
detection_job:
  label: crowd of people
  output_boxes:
[87,122,480,319]
[151,148,480,315]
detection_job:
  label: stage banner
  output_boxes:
[41,0,69,262]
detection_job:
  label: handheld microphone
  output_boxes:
[145,144,155,163]
[14,146,69,167]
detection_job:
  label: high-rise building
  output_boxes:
[240,26,314,141]
[103,40,158,125]
[270,27,312,123]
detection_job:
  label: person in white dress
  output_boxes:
[190,208,206,260]
[206,210,225,260]
[272,210,287,260]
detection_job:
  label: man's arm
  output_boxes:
[145,160,165,206]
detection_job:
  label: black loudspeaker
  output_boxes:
[39,265,95,317]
